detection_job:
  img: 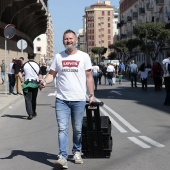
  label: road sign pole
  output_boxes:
[21,39,23,57]
[4,37,7,95]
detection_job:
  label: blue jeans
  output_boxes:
[55,98,86,159]
[8,74,15,93]
[1,72,5,83]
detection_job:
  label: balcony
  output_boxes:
[139,8,145,16]
[146,2,154,11]
[127,16,132,22]
[156,0,164,6]
[132,12,138,19]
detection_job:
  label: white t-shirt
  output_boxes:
[50,50,92,101]
[107,65,115,72]
[92,65,99,73]
[9,62,14,74]
[22,61,40,81]
[162,58,170,77]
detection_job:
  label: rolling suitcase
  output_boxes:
[82,102,112,158]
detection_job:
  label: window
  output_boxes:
[108,11,110,16]
[108,23,110,27]
[37,47,41,52]
[102,11,105,16]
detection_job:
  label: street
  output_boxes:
[0,78,170,170]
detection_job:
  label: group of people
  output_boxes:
[0,28,170,170]
[92,61,125,90]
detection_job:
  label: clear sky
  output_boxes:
[48,0,120,55]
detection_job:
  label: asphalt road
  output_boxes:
[0,77,170,170]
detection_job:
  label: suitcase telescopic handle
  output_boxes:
[86,101,104,107]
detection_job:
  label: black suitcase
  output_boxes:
[82,102,112,158]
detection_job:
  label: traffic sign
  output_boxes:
[4,24,16,39]
[17,39,27,50]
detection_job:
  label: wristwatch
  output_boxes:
[89,94,94,98]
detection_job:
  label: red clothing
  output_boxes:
[152,64,163,78]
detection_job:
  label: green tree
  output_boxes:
[108,39,141,63]
[91,47,107,63]
[133,22,170,61]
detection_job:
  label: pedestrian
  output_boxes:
[0,59,6,84]
[118,71,123,85]
[106,63,115,86]
[162,52,170,105]
[13,57,24,95]
[152,61,163,91]
[18,52,42,120]
[39,29,94,169]
[8,59,16,95]
[40,62,47,78]
[102,64,107,84]
[138,63,151,91]
[98,66,103,85]
[128,60,138,87]
[92,62,99,90]
[119,60,125,75]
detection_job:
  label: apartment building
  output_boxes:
[85,1,114,58]
[118,0,170,65]
[33,14,54,63]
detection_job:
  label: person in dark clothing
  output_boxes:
[13,57,24,95]
[40,62,47,78]
[102,64,107,84]
[19,52,42,120]
[152,61,163,91]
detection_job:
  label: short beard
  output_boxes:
[65,44,76,52]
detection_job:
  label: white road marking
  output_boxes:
[48,92,56,96]
[110,90,122,95]
[95,98,140,133]
[139,136,165,148]
[128,137,151,148]
[100,107,127,133]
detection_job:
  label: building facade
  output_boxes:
[118,0,170,65]
[33,15,54,63]
[85,1,114,58]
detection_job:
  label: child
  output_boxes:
[118,72,123,84]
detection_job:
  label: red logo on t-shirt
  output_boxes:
[62,60,80,68]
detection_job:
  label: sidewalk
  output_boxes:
[0,83,23,114]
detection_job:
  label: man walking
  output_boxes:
[162,52,170,105]
[19,52,42,120]
[129,60,138,87]
[8,59,16,95]
[13,57,24,95]
[0,60,6,84]
[40,29,94,169]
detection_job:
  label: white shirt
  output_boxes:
[138,68,151,79]
[22,61,40,81]
[92,65,99,73]
[107,65,115,72]
[162,58,170,77]
[9,62,14,74]
[50,50,92,101]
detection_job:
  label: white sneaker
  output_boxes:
[73,152,83,164]
[54,155,68,169]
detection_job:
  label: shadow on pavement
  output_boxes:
[0,150,57,168]
[1,114,27,119]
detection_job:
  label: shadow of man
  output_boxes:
[0,150,57,168]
